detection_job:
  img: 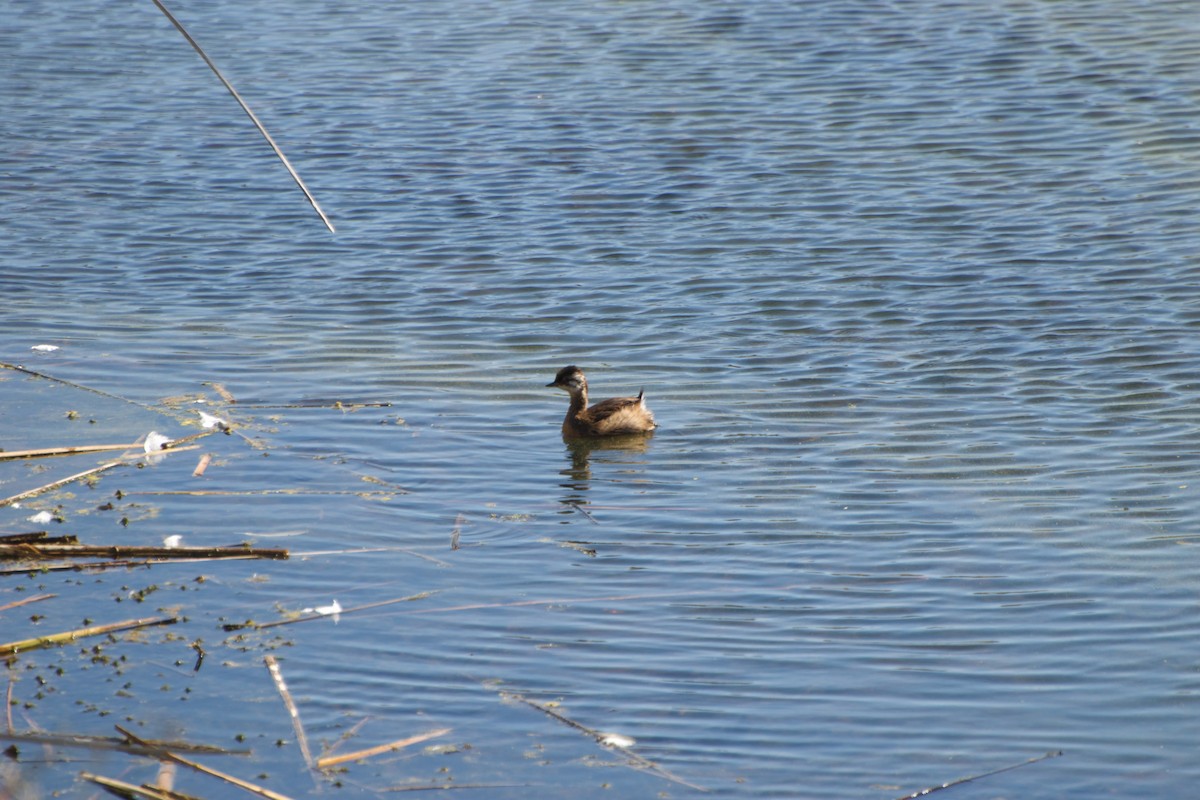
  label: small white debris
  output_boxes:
[27,510,55,524]
[30,344,59,352]
[598,733,636,749]
[302,599,343,617]
[144,431,172,453]
[316,600,342,616]
[198,411,229,430]
[163,535,183,549]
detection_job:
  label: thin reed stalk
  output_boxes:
[148,0,335,233]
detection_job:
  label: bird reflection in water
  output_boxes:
[557,432,653,521]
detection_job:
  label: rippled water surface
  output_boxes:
[4,1,1200,797]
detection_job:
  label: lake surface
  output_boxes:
[4,0,1200,797]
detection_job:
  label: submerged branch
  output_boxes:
[894,750,1064,800]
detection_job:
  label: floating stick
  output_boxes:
[0,616,177,656]
[0,443,143,461]
[264,656,314,769]
[192,453,213,477]
[148,0,335,233]
[315,728,451,770]
[116,725,298,800]
[894,750,1063,799]
[565,502,599,524]
[0,533,68,545]
[0,555,277,575]
[205,382,237,403]
[0,542,288,561]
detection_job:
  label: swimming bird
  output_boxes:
[546,365,656,437]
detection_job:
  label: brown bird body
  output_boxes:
[546,365,656,438]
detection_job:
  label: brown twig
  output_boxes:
[315,728,451,770]
[264,656,313,769]
[0,616,177,657]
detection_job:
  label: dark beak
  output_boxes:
[545,382,558,388]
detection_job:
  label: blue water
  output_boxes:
[4,1,1200,797]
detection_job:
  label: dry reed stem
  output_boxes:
[124,489,396,498]
[893,751,1063,800]
[147,0,335,233]
[206,382,237,403]
[80,772,181,800]
[501,692,707,792]
[242,591,437,631]
[116,725,297,800]
[315,728,451,770]
[0,542,288,562]
[0,443,143,461]
[0,361,142,407]
[384,784,529,794]
[0,460,124,508]
[155,760,177,794]
[0,593,57,613]
[0,441,203,509]
[264,656,314,769]
[0,554,281,576]
[0,616,177,657]
[192,453,213,477]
